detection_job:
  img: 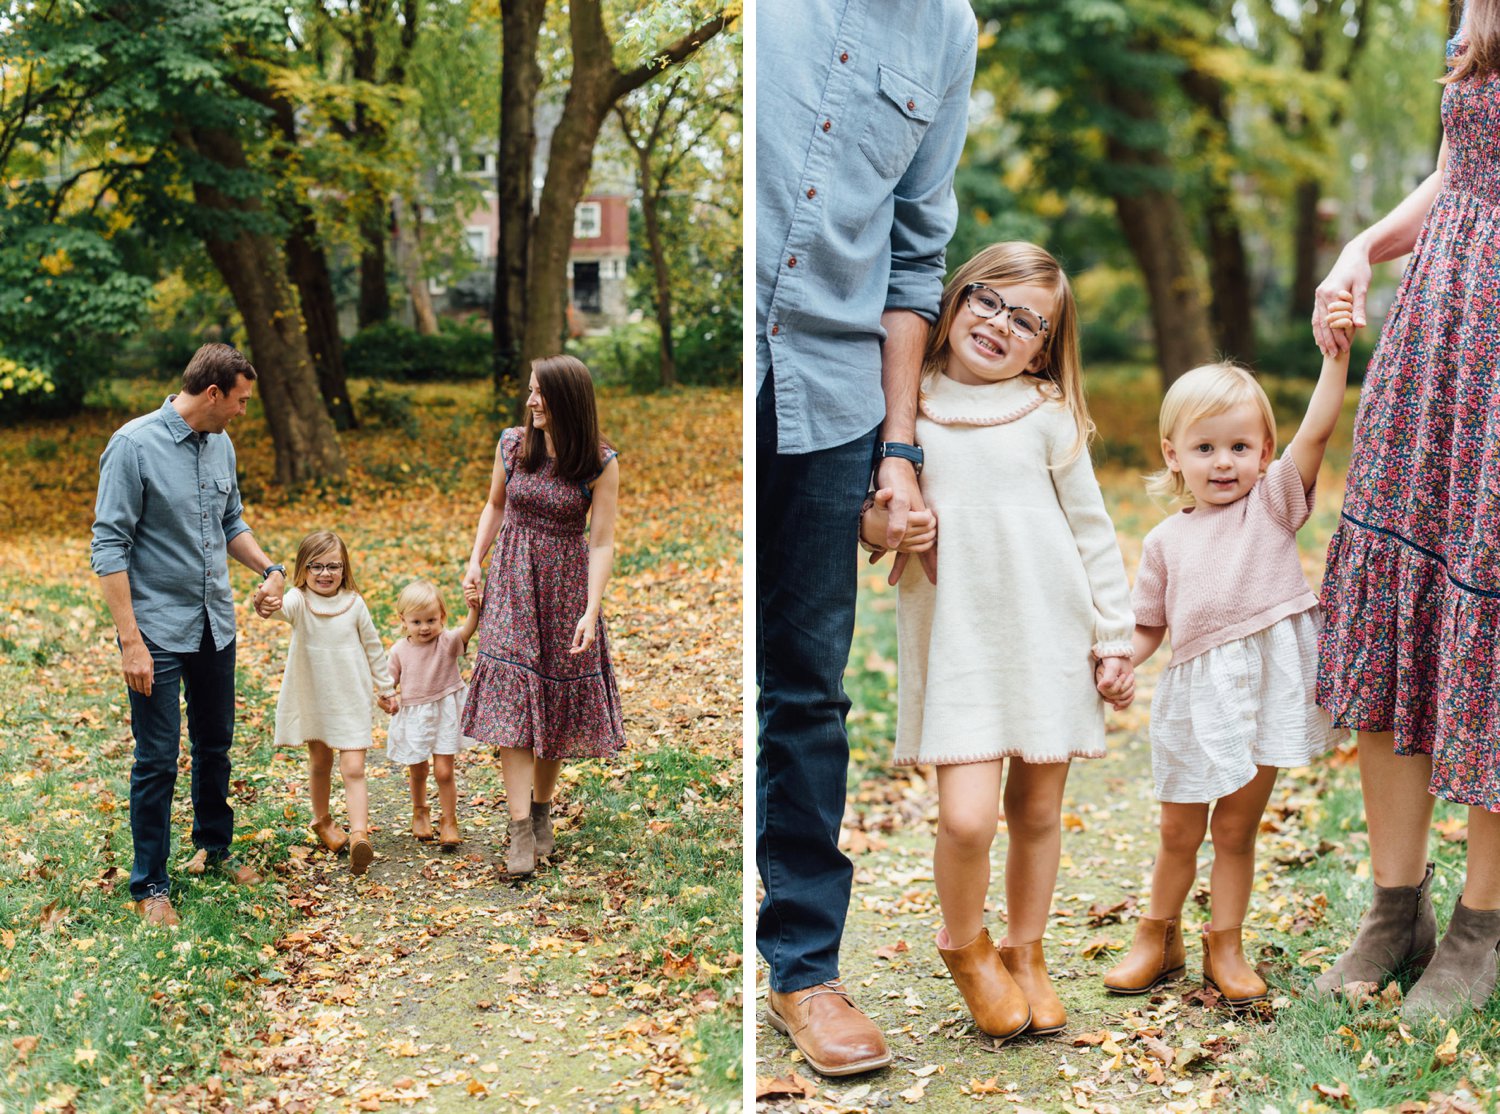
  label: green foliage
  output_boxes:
[344,321,491,382]
[356,382,420,439]
[0,358,59,423]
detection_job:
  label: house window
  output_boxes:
[464,227,489,262]
[573,261,602,313]
[574,202,602,239]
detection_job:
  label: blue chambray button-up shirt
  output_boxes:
[756,0,977,453]
[90,397,251,653]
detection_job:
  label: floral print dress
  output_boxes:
[1316,46,1500,811]
[460,427,625,761]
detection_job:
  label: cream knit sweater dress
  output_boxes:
[894,373,1134,766]
[272,588,395,751]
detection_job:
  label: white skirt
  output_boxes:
[386,687,474,766]
[1149,608,1346,803]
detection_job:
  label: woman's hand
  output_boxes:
[570,609,598,654]
[1313,237,1373,356]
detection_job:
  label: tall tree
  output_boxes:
[613,48,738,387]
[491,1,735,399]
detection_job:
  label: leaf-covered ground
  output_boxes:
[0,379,742,1113]
[755,369,1500,1113]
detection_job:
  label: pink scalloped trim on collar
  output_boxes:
[919,384,1048,427]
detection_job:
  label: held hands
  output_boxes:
[570,609,598,655]
[861,493,938,588]
[462,563,483,610]
[876,456,938,586]
[1313,243,1371,356]
[1322,292,1357,352]
[1094,656,1135,711]
[377,693,399,715]
[252,570,285,618]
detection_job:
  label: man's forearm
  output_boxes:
[227,530,275,576]
[879,309,930,443]
[98,571,143,646]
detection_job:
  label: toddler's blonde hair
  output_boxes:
[396,579,447,621]
[1147,362,1277,506]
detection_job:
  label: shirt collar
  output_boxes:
[160,395,206,444]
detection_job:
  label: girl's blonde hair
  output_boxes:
[291,530,359,593]
[923,241,1093,464]
[395,579,446,620]
[1147,362,1278,506]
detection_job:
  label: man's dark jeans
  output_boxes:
[756,381,877,992]
[126,619,236,900]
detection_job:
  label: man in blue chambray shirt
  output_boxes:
[757,0,977,1076]
[91,344,288,926]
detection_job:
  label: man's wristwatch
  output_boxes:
[262,563,287,580]
[874,441,924,476]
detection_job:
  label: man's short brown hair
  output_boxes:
[182,343,257,396]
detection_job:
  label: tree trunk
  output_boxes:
[494,0,545,402]
[286,216,358,430]
[519,2,730,382]
[1103,82,1215,388]
[1289,177,1322,328]
[1177,64,1255,366]
[631,143,676,388]
[357,202,391,327]
[393,196,439,336]
[185,126,346,485]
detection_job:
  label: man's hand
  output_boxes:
[121,638,154,697]
[1095,656,1135,711]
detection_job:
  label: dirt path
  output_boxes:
[754,662,1321,1112]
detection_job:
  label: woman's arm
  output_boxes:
[463,438,510,603]
[1314,135,1450,354]
[572,457,619,654]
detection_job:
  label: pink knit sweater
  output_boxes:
[1132,454,1318,664]
[389,629,466,706]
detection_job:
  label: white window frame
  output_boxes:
[464,226,490,262]
[574,202,602,239]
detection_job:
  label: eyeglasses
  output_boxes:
[306,562,344,575]
[963,284,1050,342]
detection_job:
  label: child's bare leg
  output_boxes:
[933,760,1004,946]
[340,749,370,833]
[1001,759,1071,943]
[433,755,458,818]
[1150,803,1210,918]
[1207,766,1278,929]
[497,745,536,823]
[307,740,335,821]
[408,761,430,809]
[532,757,563,804]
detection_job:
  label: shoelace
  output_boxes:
[794,979,854,1007]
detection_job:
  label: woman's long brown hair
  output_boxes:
[1444,0,1499,82]
[521,355,609,484]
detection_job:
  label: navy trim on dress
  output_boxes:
[1340,510,1500,599]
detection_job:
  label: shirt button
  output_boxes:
[806,187,816,199]
[770,325,781,336]
[787,256,797,268]
[840,51,849,63]
[907,99,916,111]
[822,120,831,133]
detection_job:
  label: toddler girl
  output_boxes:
[1101,298,1356,1006]
[388,580,479,850]
[257,530,395,876]
[861,242,1135,1042]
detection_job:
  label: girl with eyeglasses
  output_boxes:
[859,241,1134,1042]
[255,529,397,875]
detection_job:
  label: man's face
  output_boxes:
[203,376,254,433]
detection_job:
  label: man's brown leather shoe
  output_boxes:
[219,858,262,886]
[765,980,892,1076]
[133,895,180,927]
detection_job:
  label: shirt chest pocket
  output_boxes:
[205,474,233,518]
[858,63,937,180]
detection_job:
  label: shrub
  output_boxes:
[358,382,420,438]
[345,321,491,382]
[0,357,60,423]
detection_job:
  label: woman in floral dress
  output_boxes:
[1310,1,1500,1019]
[461,355,625,878]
